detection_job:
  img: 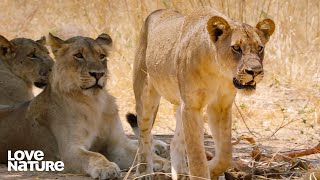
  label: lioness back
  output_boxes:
[0,35,54,105]
[0,100,58,163]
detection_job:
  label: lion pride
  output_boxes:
[0,33,169,179]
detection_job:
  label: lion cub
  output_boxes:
[0,33,169,179]
[0,35,54,105]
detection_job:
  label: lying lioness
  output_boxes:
[131,8,275,180]
[0,33,169,179]
[0,35,54,105]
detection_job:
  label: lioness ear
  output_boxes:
[96,33,112,47]
[256,19,275,41]
[0,34,15,58]
[36,36,46,45]
[207,16,231,42]
[48,33,65,54]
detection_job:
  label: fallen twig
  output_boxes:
[282,143,320,158]
[234,102,257,137]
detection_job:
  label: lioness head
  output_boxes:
[207,17,275,94]
[0,35,54,88]
[48,33,112,94]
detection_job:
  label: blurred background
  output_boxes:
[0,0,319,148]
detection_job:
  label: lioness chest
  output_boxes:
[49,92,115,150]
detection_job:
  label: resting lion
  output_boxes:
[0,33,169,179]
[0,35,54,105]
[131,8,275,180]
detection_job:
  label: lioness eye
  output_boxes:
[231,45,241,53]
[100,54,106,59]
[258,46,264,53]
[28,52,36,59]
[74,53,84,59]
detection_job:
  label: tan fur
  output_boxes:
[0,34,169,179]
[133,8,275,180]
[0,35,54,105]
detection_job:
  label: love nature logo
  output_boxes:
[7,150,64,171]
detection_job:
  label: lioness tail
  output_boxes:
[126,113,139,137]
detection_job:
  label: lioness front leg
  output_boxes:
[181,104,210,179]
[60,145,120,179]
[207,102,233,179]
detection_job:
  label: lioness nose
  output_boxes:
[39,69,49,76]
[245,67,262,76]
[89,72,104,80]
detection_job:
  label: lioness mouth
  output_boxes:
[34,82,47,88]
[233,78,256,90]
[84,84,103,90]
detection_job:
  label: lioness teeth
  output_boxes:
[244,81,256,86]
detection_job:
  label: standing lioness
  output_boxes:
[132,8,275,179]
[0,33,169,179]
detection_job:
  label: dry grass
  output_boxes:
[0,0,319,148]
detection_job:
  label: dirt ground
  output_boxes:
[1,135,319,180]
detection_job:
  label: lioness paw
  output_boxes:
[154,157,171,173]
[90,162,121,180]
[153,139,170,158]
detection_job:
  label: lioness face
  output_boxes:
[48,33,112,94]
[0,35,54,88]
[207,17,275,94]
[230,26,266,91]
